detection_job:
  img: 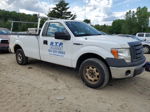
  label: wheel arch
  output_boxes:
[14,44,23,53]
[143,44,150,48]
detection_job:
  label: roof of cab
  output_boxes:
[46,19,81,23]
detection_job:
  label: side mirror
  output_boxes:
[55,32,71,40]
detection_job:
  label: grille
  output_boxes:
[129,41,144,62]
[1,40,9,44]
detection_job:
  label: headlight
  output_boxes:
[111,48,131,62]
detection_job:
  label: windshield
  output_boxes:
[65,21,104,37]
[0,29,11,34]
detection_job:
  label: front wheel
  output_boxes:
[16,49,28,65]
[79,58,110,89]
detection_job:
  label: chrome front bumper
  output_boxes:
[110,61,146,79]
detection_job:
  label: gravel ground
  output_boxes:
[0,53,150,112]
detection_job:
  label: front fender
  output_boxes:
[72,46,113,68]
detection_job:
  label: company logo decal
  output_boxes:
[48,42,65,56]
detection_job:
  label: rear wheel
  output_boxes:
[143,46,150,54]
[79,58,110,88]
[16,49,28,65]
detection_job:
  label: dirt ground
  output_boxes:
[0,53,150,112]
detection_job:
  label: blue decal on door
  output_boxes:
[48,42,65,56]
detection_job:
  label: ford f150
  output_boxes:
[9,20,146,88]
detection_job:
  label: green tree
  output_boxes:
[94,24,112,34]
[122,10,138,34]
[0,9,38,31]
[83,19,91,24]
[111,7,150,34]
[111,19,125,34]
[136,7,150,32]
[122,7,150,34]
[48,0,76,19]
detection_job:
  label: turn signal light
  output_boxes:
[111,49,118,59]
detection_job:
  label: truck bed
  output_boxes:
[10,34,40,60]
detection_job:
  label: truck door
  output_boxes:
[39,22,72,67]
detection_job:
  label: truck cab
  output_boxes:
[10,20,146,88]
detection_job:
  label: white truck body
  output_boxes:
[9,20,146,88]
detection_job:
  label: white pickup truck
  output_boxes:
[10,20,146,88]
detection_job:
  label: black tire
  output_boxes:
[16,49,28,65]
[143,46,150,54]
[79,58,110,89]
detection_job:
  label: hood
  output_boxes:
[83,35,138,47]
[0,35,10,40]
[86,35,137,43]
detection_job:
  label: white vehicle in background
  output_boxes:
[142,41,150,54]
[9,20,146,88]
[133,36,150,54]
[130,35,150,54]
[136,33,150,41]
[118,34,150,54]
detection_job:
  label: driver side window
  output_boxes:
[46,22,67,37]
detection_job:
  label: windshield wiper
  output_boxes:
[96,34,102,35]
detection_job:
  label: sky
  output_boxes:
[0,0,150,25]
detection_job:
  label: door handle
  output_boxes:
[43,40,48,45]
[73,43,83,45]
